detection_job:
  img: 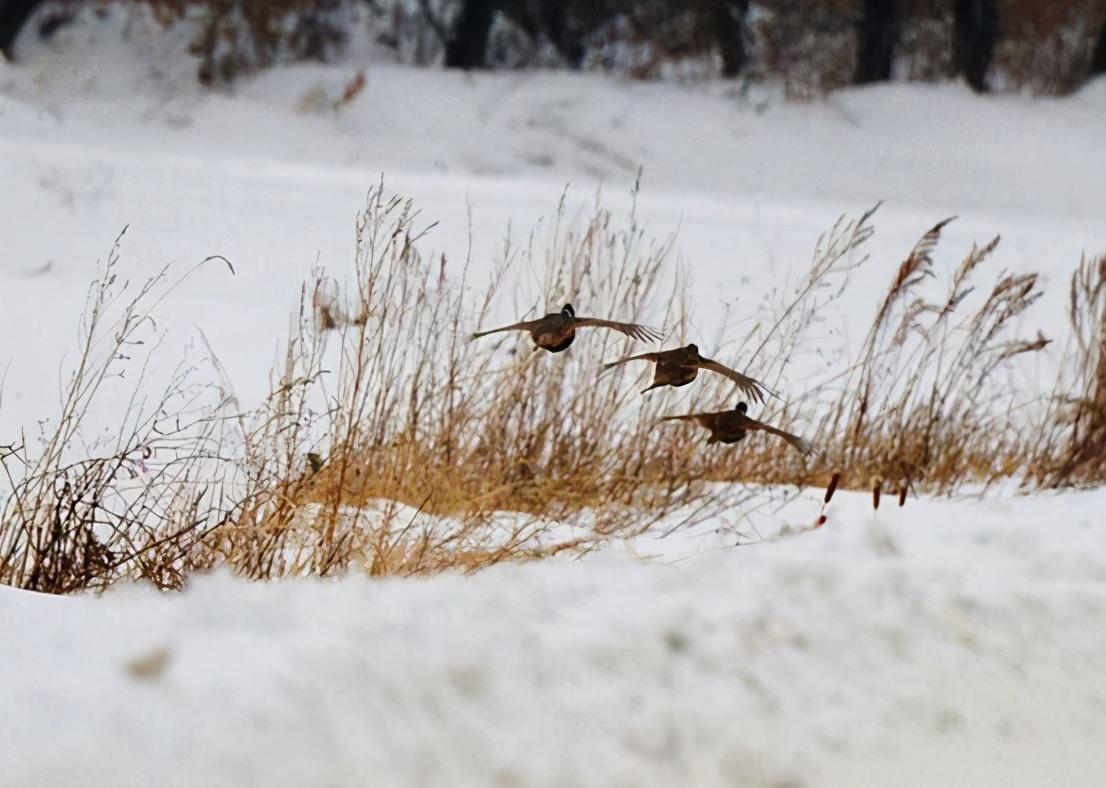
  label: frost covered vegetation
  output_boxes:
[3,0,1105,94]
[1,183,1104,593]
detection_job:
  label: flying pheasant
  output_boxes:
[472,304,662,353]
[661,401,812,454]
[603,343,771,402]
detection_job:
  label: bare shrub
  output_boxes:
[0,230,236,592]
[180,0,364,84]
[562,0,748,80]
[750,0,858,98]
[897,0,957,81]
[38,0,371,84]
[991,0,1106,94]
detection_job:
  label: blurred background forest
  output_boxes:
[1,0,1104,96]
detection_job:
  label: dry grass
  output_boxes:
[0,229,237,592]
[797,217,1050,495]
[611,208,1055,499]
[1032,253,1106,486]
[1,185,1103,593]
[206,183,743,579]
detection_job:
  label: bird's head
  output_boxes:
[561,303,575,318]
[735,401,749,414]
[687,343,699,355]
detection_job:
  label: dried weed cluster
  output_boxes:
[1,186,1103,592]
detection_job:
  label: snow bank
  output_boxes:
[2,489,1105,787]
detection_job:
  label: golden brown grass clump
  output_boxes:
[1031,253,1106,486]
[2,185,1104,593]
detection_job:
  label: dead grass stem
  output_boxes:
[2,187,1102,592]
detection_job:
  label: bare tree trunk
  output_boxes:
[713,0,749,78]
[0,0,45,61]
[445,0,497,69]
[854,0,898,84]
[953,0,999,92]
[541,0,583,68]
[1093,12,1106,74]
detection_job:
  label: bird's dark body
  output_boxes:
[540,332,576,353]
[607,343,768,401]
[652,360,698,389]
[691,411,742,440]
[662,401,811,455]
[707,429,747,445]
[472,302,662,354]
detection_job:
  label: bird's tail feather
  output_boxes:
[783,433,815,455]
[659,414,694,423]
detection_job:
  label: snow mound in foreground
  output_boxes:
[2,489,1105,787]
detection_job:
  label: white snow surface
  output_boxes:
[3,489,1106,787]
[3,23,1106,788]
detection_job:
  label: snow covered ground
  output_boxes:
[3,19,1106,788]
[3,489,1106,787]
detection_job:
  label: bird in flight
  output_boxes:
[660,401,812,454]
[602,343,771,403]
[472,303,662,353]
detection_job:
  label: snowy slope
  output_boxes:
[2,489,1105,787]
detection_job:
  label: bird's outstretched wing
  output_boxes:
[659,412,725,431]
[601,351,661,372]
[573,317,664,344]
[744,419,814,455]
[659,412,702,424]
[695,358,772,404]
[471,319,539,339]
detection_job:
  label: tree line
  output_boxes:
[3,0,1105,94]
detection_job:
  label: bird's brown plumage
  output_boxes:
[661,401,812,454]
[472,304,662,353]
[602,343,770,402]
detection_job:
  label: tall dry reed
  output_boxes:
[1,186,1101,592]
